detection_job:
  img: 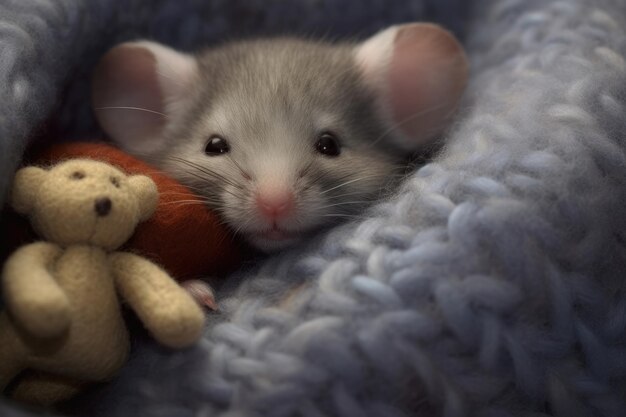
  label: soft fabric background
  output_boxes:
[1,0,626,416]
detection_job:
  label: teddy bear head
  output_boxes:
[10,159,158,250]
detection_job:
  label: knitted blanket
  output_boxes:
[2,0,626,416]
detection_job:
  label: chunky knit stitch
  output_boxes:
[1,0,626,416]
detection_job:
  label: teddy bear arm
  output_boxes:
[2,242,71,338]
[109,252,205,348]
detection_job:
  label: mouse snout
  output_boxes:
[255,189,294,220]
[94,197,112,217]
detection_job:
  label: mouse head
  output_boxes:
[92,23,468,251]
[11,159,158,250]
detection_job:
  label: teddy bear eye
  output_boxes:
[70,171,85,180]
[110,177,121,188]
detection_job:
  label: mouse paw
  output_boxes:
[181,280,218,311]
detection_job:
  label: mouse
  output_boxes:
[91,23,468,253]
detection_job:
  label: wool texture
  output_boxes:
[1,159,205,406]
[1,243,131,404]
[109,252,206,349]
[1,0,626,416]
[33,142,242,279]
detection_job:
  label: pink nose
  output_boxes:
[256,190,295,220]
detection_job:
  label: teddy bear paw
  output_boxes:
[17,292,71,338]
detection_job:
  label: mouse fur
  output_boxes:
[92,24,468,251]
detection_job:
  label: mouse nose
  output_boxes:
[94,197,112,217]
[255,190,294,220]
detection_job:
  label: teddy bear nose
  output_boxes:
[94,197,112,217]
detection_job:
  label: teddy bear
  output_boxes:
[0,159,206,406]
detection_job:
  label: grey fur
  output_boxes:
[146,39,407,250]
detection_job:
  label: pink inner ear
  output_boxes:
[92,45,166,153]
[388,24,468,145]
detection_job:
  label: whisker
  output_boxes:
[164,155,243,189]
[369,100,453,147]
[94,106,167,118]
[158,191,206,197]
[175,170,242,200]
[232,220,251,237]
[160,196,222,205]
[225,154,250,179]
[169,183,210,195]
[319,174,387,195]
[324,191,369,200]
[299,159,315,179]
[230,212,257,237]
[316,201,372,210]
[320,214,366,219]
[165,168,240,200]
[160,201,211,208]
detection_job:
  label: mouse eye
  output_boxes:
[315,132,341,157]
[70,171,85,180]
[205,135,230,156]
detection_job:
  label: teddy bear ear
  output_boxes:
[127,175,159,221]
[11,166,47,215]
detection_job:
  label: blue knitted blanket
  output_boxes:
[2,1,626,416]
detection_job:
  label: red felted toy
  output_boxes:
[2,142,242,281]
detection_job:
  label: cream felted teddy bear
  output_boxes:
[0,159,205,406]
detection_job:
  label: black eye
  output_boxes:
[315,132,341,157]
[110,177,121,188]
[204,135,230,156]
[70,171,85,180]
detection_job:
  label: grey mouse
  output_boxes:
[92,23,468,252]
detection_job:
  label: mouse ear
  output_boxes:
[355,23,468,151]
[92,41,198,156]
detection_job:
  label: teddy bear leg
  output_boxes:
[0,354,20,392]
[11,371,84,407]
[0,314,25,391]
[0,346,20,391]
